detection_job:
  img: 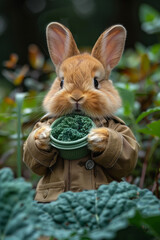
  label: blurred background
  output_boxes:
[0,0,160,64]
[0,0,160,195]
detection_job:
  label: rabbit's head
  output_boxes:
[43,22,126,119]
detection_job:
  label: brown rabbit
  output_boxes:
[23,22,139,202]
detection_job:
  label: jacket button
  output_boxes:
[43,190,48,199]
[85,160,95,170]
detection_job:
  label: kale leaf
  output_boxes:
[1,167,160,240]
[51,115,93,141]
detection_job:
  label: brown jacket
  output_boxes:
[23,115,139,202]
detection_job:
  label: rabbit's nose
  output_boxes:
[70,90,84,102]
[70,96,84,102]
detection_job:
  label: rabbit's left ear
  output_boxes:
[46,22,80,69]
[91,25,126,72]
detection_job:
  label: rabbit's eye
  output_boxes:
[94,77,99,89]
[60,78,64,88]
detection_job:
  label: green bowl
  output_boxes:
[50,116,95,160]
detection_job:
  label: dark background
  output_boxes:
[0,0,160,65]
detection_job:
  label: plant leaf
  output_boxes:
[117,88,135,116]
[139,4,159,23]
[136,107,160,123]
[1,168,160,240]
[139,4,160,34]
[140,53,150,78]
[129,210,160,237]
[138,120,160,137]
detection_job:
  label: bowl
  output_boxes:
[50,115,95,160]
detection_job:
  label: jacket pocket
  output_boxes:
[35,181,65,202]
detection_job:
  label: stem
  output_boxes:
[130,114,142,145]
[15,93,27,177]
[139,138,159,188]
[147,138,159,171]
[139,160,148,189]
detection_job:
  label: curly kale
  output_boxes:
[51,115,93,141]
[58,128,85,141]
[1,168,160,240]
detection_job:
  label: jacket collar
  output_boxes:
[107,115,126,125]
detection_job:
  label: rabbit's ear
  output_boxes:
[91,25,126,71]
[46,22,80,68]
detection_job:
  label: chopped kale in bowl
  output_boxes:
[50,114,95,160]
[51,115,93,141]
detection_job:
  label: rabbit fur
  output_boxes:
[35,22,126,153]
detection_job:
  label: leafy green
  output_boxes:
[138,120,160,137]
[139,4,159,23]
[117,87,135,117]
[1,167,160,240]
[0,168,53,240]
[41,182,160,240]
[139,4,160,34]
[136,106,160,123]
[51,115,93,141]
[129,210,160,238]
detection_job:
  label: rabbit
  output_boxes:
[23,22,139,202]
[35,22,125,153]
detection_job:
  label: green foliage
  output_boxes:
[1,3,160,240]
[0,168,53,240]
[139,4,160,34]
[0,45,55,180]
[111,3,160,191]
[1,168,160,240]
[129,211,160,238]
[0,90,46,182]
[136,107,160,138]
[41,182,160,240]
[0,3,160,194]
[139,120,160,138]
[116,84,136,118]
[136,106,160,123]
[51,115,93,141]
[15,93,28,177]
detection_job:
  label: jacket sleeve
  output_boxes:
[23,122,58,176]
[92,120,139,180]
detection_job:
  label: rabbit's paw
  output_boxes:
[88,127,109,152]
[34,125,52,151]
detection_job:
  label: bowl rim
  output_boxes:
[50,133,88,145]
[50,114,95,145]
[50,139,88,149]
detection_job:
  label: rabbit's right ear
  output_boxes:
[46,22,80,69]
[91,25,126,73]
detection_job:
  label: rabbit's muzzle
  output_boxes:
[69,89,85,111]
